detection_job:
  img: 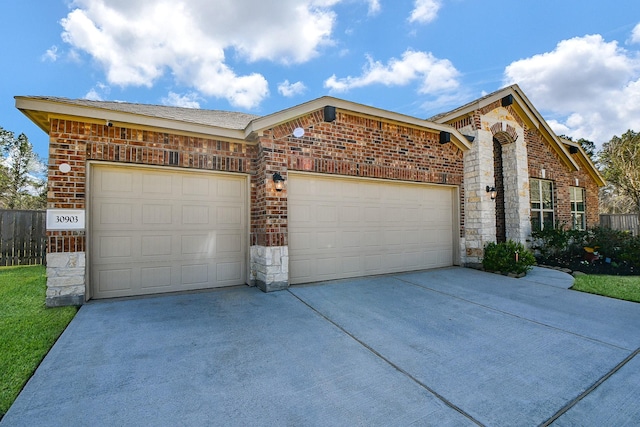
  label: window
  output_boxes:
[570,187,586,230]
[530,178,554,231]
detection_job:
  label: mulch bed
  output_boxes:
[536,256,637,276]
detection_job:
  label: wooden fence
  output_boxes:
[600,213,640,236]
[0,210,47,266]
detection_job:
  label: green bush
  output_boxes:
[531,226,639,275]
[482,240,536,275]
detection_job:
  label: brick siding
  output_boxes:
[526,129,599,228]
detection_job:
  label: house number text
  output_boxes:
[46,209,85,231]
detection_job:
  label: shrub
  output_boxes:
[530,225,639,275]
[482,240,536,275]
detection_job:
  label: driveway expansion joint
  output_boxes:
[287,289,486,427]
[540,347,640,426]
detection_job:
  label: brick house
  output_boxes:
[15,84,604,306]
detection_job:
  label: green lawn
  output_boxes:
[0,265,78,419]
[572,274,640,303]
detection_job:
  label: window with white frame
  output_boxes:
[530,178,554,231]
[570,187,586,230]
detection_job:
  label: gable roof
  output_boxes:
[246,96,471,150]
[15,96,258,141]
[430,84,594,174]
[15,95,471,151]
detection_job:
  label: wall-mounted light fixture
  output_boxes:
[486,186,497,200]
[439,131,451,144]
[273,172,285,191]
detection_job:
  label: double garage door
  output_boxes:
[288,173,456,284]
[90,165,248,299]
[90,166,455,298]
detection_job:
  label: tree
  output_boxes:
[559,135,596,160]
[599,130,640,214]
[0,127,47,210]
[576,138,596,159]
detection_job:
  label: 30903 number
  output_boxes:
[55,215,79,223]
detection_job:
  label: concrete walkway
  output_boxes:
[2,267,639,426]
[521,266,575,289]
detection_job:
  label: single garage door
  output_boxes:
[288,173,456,284]
[90,164,247,299]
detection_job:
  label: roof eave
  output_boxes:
[15,96,247,141]
[561,139,606,187]
[245,96,471,151]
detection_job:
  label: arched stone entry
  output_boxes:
[491,121,524,244]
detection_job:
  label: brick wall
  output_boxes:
[256,109,466,241]
[526,129,599,228]
[47,118,256,252]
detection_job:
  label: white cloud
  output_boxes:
[162,92,201,108]
[84,88,103,101]
[278,80,307,97]
[59,0,372,109]
[631,23,640,44]
[504,34,640,145]
[367,0,381,15]
[83,82,110,101]
[409,0,441,24]
[324,50,460,94]
[42,45,59,62]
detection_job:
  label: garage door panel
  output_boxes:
[181,234,215,256]
[289,174,454,284]
[99,203,134,225]
[182,176,210,196]
[140,267,172,289]
[182,205,210,224]
[142,204,173,224]
[342,231,361,247]
[217,233,243,254]
[99,236,132,258]
[216,179,244,199]
[101,170,135,193]
[141,235,172,256]
[181,264,209,285]
[217,261,243,282]
[142,173,172,194]
[91,165,247,299]
[98,269,133,292]
[217,206,243,225]
[317,205,337,222]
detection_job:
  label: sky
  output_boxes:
[2,0,640,160]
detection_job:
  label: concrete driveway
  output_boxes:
[3,267,640,426]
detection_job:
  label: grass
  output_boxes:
[0,265,78,419]
[572,274,640,303]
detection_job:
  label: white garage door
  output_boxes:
[288,173,456,284]
[90,164,247,299]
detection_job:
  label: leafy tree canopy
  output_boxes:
[0,127,47,210]
[599,130,640,214]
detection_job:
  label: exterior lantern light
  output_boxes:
[486,186,497,200]
[273,172,285,192]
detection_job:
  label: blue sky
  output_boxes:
[3,0,640,159]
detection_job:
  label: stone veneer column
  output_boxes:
[500,136,531,243]
[250,245,289,292]
[462,128,497,266]
[46,252,85,307]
